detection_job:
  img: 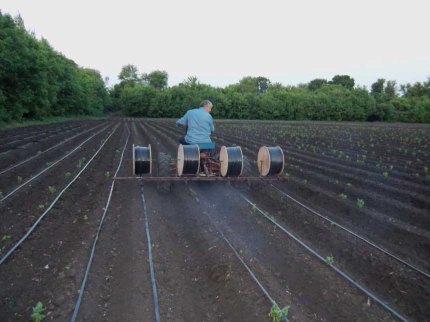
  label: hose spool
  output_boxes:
[133,144,152,176]
[177,144,200,176]
[257,146,284,176]
[219,146,244,177]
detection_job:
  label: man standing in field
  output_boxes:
[176,100,215,144]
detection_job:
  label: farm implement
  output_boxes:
[129,142,286,191]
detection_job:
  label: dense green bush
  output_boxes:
[113,67,429,123]
[0,12,108,124]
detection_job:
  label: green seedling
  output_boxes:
[48,186,56,194]
[1,235,11,242]
[105,171,111,178]
[284,172,289,177]
[77,157,86,168]
[325,255,334,265]
[383,172,389,177]
[115,149,121,154]
[356,198,365,208]
[17,176,23,183]
[424,166,428,173]
[38,204,45,210]
[0,235,11,253]
[269,302,290,322]
[64,172,72,178]
[31,301,45,322]
[46,161,53,167]
[338,193,347,200]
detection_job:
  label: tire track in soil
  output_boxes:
[0,121,92,155]
[0,120,106,170]
[0,120,95,144]
[145,119,427,321]
[152,121,430,272]
[0,121,127,322]
[0,122,82,148]
[137,119,271,321]
[141,119,394,321]
[190,183,398,322]
[157,120,430,206]
[0,122,111,196]
[158,119,430,197]
[239,184,430,321]
[214,121,430,182]
[0,121,108,176]
[75,120,155,322]
[0,123,115,244]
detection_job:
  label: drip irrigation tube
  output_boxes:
[140,181,161,322]
[70,127,130,322]
[270,183,430,279]
[0,123,112,203]
[220,146,243,177]
[177,144,200,176]
[239,194,409,322]
[187,185,288,322]
[0,124,119,266]
[0,122,107,176]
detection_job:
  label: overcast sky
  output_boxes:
[1,0,429,88]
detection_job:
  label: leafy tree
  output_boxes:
[308,78,328,91]
[330,75,355,89]
[142,70,168,89]
[118,64,140,84]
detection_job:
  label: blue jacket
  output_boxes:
[176,107,215,143]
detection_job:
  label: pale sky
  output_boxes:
[1,0,429,89]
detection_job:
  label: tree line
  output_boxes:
[113,65,430,123]
[0,12,109,125]
[1,11,429,125]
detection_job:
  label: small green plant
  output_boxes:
[325,255,334,265]
[64,172,72,178]
[31,302,45,322]
[269,302,290,322]
[383,172,389,177]
[115,149,121,154]
[46,161,53,167]
[38,204,45,210]
[356,198,365,208]
[77,157,86,168]
[17,176,23,183]
[48,186,56,194]
[1,235,11,242]
[338,193,347,200]
[0,235,12,253]
[105,171,111,178]
[424,166,428,173]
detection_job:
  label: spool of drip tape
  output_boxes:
[177,144,200,176]
[219,146,243,177]
[133,144,152,175]
[257,146,284,176]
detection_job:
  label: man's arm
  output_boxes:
[210,117,215,133]
[176,111,188,127]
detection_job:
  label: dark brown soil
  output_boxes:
[0,118,429,322]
